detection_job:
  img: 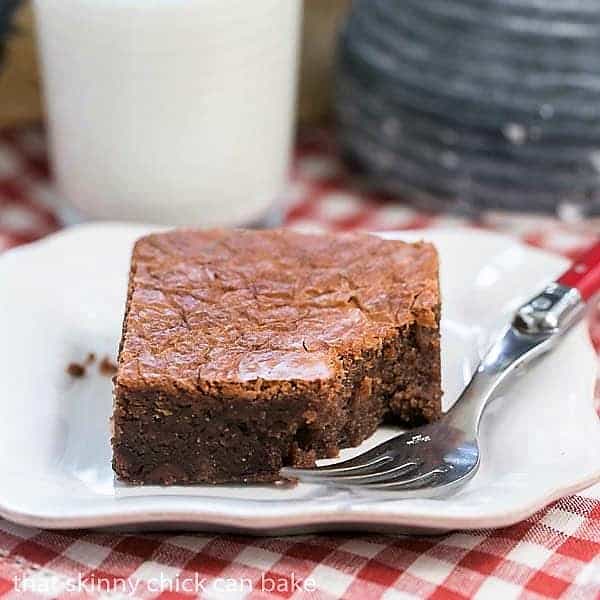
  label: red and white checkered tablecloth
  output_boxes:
[1,126,600,599]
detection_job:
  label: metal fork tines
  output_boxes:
[282,455,421,485]
[280,424,475,496]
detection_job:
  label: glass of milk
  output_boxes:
[33,0,301,226]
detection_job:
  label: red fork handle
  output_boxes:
[557,240,600,302]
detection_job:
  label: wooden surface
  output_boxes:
[0,2,42,129]
[298,0,350,125]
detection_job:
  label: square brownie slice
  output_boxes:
[112,229,441,484]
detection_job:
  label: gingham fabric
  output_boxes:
[0,127,599,600]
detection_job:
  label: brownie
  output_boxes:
[111,229,442,485]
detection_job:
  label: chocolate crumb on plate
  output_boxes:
[99,356,118,376]
[66,362,86,378]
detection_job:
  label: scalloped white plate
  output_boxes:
[0,223,598,534]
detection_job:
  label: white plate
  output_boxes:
[0,223,598,534]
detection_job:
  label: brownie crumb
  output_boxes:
[85,352,96,364]
[99,356,118,376]
[66,363,86,378]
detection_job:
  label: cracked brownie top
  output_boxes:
[116,229,439,390]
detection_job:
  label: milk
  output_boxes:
[33,0,301,226]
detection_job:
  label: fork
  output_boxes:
[280,241,600,497]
